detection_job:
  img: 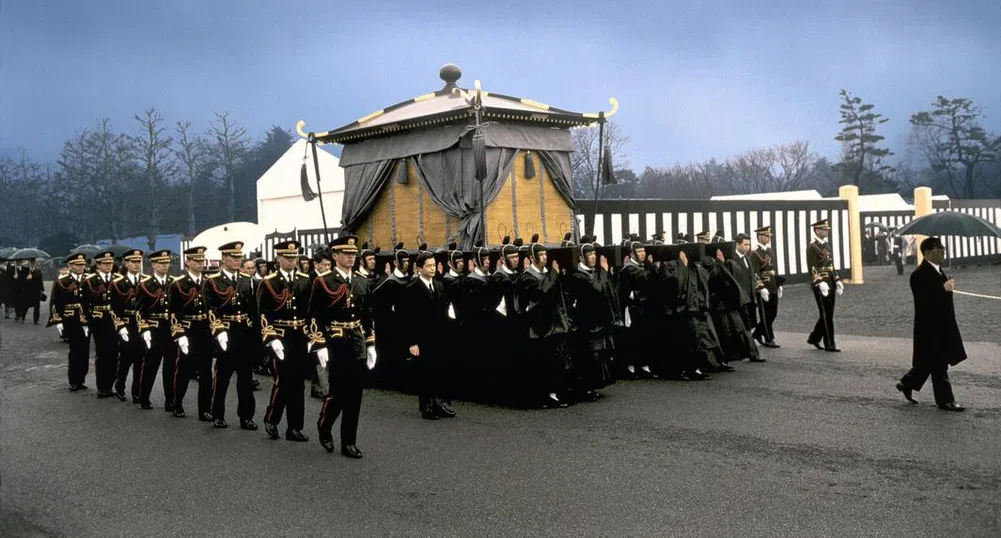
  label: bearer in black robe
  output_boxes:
[567,241,616,401]
[370,243,410,388]
[704,245,753,368]
[457,245,500,400]
[515,241,573,408]
[440,244,465,404]
[664,246,716,380]
[489,238,523,402]
[617,240,657,379]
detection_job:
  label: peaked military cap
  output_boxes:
[329,235,359,254]
[755,226,773,237]
[123,249,144,261]
[184,246,207,260]
[67,252,88,265]
[94,250,116,263]
[274,240,301,258]
[812,218,831,230]
[219,241,244,257]
[148,249,172,263]
[695,230,712,241]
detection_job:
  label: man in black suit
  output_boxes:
[895,237,966,412]
[404,250,455,419]
[15,258,45,324]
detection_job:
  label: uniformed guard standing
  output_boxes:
[169,246,214,420]
[48,252,91,391]
[258,240,313,442]
[806,219,843,352]
[135,250,174,410]
[111,249,146,402]
[751,226,782,348]
[310,236,376,458]
[84,250,126,398]
[204,241,258,430]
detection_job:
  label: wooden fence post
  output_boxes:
[913,187,933,266]
[839,185,864,284]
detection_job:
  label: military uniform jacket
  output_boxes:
[752,245,780,292]
[307,269,375,352]
[806,239,841,287]
[83,273,126,329]
[168,273,209,339]
[257,270,312,345]
[110,273,146,334]
[203,270,256,336]
[135,274,171,333]
[47,274,89,328]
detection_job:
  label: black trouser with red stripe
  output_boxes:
[139,324,172,406]
[264,332,308,431]
[173,323,213,415]
[211,325,255,422]
[92,316,118,393]
[317,334,366,446]
[808,286,836,348]
[115,320,144,399]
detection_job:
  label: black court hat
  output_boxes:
[328,235,359,254]
[219,241,244,257]
[314,247,333,262]
[148,250,172,263]
[184,246,207,260]
[274,240,301,259]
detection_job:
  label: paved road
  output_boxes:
[2,290,1000,537]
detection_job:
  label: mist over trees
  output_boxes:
[2,92,998,251]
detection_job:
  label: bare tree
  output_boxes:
[910,96,1001,198]
[175,121,209,236]
[130,107,175,250]
[571,121,630,199]
[209,112,249,222]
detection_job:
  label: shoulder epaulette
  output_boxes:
[58,274,71,280]
[296,271,311,278]
[84,273,97,280]
[263,273,277,280]
[170,275,184,282]
[141,275,152,282]
[113,275,125,281]
[206,273,221,279]
[315,269,332,277]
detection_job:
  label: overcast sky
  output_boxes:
[2,0,998,170]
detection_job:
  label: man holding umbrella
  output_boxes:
[15,256,45,324]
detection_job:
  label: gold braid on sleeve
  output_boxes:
[208,311,228,335]
[306,319,326,347]
[260,314,279,343]
[170,314,184,338]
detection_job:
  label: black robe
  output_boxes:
[515,266,573,399]
[567,266,617,390]
[370,272,411,388]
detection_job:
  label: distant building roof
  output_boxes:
[711,190,823,201]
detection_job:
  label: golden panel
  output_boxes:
[486,168,514,244]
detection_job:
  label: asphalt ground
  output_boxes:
[2,265,999,537]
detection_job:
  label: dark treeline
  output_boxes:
[0,108,295,253]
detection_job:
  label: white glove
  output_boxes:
[777,286,783,299]
[366,345,377,370]
[177,335,190,355]
[818,281,830,297]
[269,340,285,361]
[216,331,229,352]
[836,281,844,296]
[56,323,64,337]
[316,347,329,369]
[142,330,152,349]
[118,328,130,342]
[83,326,89,338]
[759,288,770,303]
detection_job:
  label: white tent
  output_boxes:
[711,190,824,201]
[256,139,344,236]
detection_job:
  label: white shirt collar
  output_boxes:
[187,271,201,282]
[578,262,593,273]
[419,275,434,288]
[393,268,406,279]
[358,266,370,277]
[500,264,516,275]
[222,269,236,280]
[627,258,641,267]
[448,269,460,278]
[528,263,547,275]
[474,267,486,277]
[927,260,941,274]
[335,266,352,280]
[155,273,167,284]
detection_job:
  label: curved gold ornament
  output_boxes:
[583,97,620,120]
[295,120,332,142]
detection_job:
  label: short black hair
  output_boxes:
[415,251,435,268]
[735,233,750,244]
[919,237,945,254]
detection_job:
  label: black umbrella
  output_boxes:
[864,221,888,231]
[9,248,51,260]
[896,211,1001,238]
[69,244,101,257]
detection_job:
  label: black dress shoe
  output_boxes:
[319,437,335,453]
[132,396,141,404]
[421,410,440,420]
[938,402,965,412]
[114,392,128,402]
[824,346,841,352]
[199,412,214,422]
[437,404,456,418]
[895,382,917,403]
[689,371,712,381]
[77,384,88,390]
[213,418,228,428]
[252,379,261,391]
[173,407,186,418]
[762,341,781,348]
[140,402,154,410]
[749,357,767,363]
[341,445,363,459]
[164,403,175,412]
[807,338,824,350]
[240,419,258,431]
[97,391,114,399]
[286,429,309,442]
[69,384,81,392]
[264,423,279,440]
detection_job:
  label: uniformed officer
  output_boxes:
[258,240,313,442]
[806,219,843,352]
[169,246,214,420]
[111,249,146,402]
[204,241,258,430]
[48,253,91,391]
[84,250,126,398]
[135,250,174,410]
[751,226,782,348]
[310,236,376,458]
